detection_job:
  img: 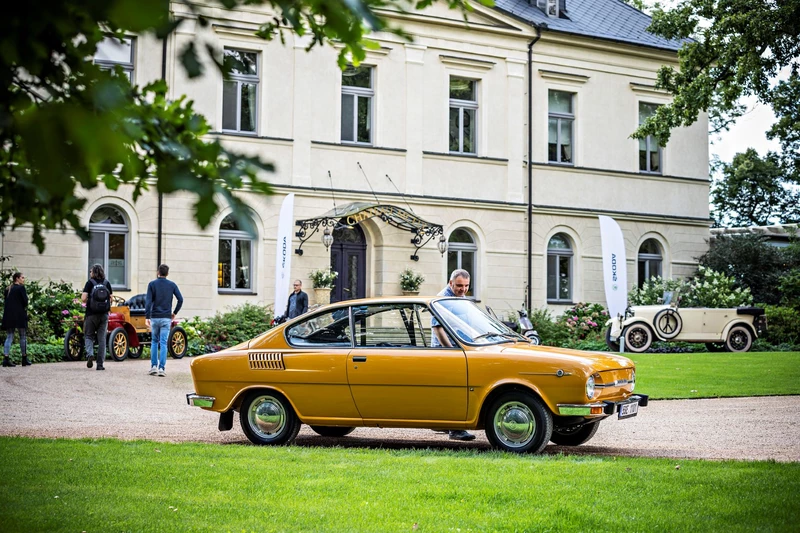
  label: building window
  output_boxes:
[639,103,662,173]
[547,233,573,302]
[546,0,559,17]
[447,228,477,297]
[449,77,477,154]
[638,239,663,288]
[88,205,129,289]
[222,49,258,133]
[548,90,574,164]
[218,214,254,291]
[94,36,135,81]
[341,65,373,144]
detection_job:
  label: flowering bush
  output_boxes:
[628,276,688,306]
[555,302,608,342]
[399,267,424,292]
[681,266,753,308]
[61,297,87,333]
[309,267,338,289]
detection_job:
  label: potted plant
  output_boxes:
[309,267,338,305]
[399,267,424,295]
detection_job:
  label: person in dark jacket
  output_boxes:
[145,264,183,377]
[81,264,113,371]
[2,272,30,367]
[286,280,308,319]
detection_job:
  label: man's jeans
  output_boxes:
[150,318,171,370]
[84,314,109,365]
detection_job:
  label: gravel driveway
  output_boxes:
[1,358,798,462]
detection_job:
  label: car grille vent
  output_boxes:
[248,352,285,370]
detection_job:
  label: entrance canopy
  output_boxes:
[295,202,445,261]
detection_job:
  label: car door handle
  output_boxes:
[353,356,367,362]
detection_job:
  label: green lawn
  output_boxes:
[0,437,797,532]
[631,351,800,399]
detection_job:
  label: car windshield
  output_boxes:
[431,298,521,345]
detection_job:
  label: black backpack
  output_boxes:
[88,279,111,313]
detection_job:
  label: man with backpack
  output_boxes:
[81,264,112,371]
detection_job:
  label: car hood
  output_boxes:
[498,344,635,371]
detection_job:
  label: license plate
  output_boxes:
[618,401,639,419]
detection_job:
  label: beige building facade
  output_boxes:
[1,0,710,318]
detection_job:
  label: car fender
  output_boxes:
[721,320,756,340]
[472,376,583,426]
[611,317,651,339]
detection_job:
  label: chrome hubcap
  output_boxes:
[248,395,286,440]
[493,401,535,448]
[628,328,648,348]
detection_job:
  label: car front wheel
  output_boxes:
[240,391,301,446]
[725,325,753,352]
[64,328,84,361]
[310,426,356,437]
[550,421,600,446]
[623,324,654,353]
[484,391,552,454]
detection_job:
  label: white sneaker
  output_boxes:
[157,368,166,377]
[149,366,158,375]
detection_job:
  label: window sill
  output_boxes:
[547,161,575,167]
[218,290,257,295]
[311,140,407,153]
[423,151,508,163]
[211,131,294,143]
[547,300,574,305]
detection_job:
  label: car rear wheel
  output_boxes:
[623,324,653,353]
[310,426,356,437]
[725,325,753,352]
[484,391,552,454]
[64,328,84,361]
[605,326,620,352]
[168,326,187,359]
[550,421,600,446]
[109,327,129,361]
[240,391,301,446]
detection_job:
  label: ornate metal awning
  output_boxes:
[295,202,445,261]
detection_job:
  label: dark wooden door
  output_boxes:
[330,223,366,303]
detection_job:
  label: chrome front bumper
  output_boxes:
[186,393,215,408]
[557,394,649,416]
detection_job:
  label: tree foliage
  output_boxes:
[2,0,481,252]
[711,148,800,227]
[634,0,800,181]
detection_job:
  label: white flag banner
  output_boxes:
[274,194,295,317]
[598,215,628,319]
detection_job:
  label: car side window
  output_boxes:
[286,308,351,347]
[352,304,430,348]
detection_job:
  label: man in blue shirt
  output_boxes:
[145,264,183,377]
[431,269,475,441]
[286,280,308,319]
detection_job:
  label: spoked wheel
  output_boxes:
[623,324,654,353]
[108,327,129,361]
[128,345,144,359]
[240,391,301,446]
[168,326,187,359]
[550,421,600,446]
[64,328,84,361]
[484,391,552,454]
[310,426,356,437]
[725,325,753,352]
[110,295,127,306]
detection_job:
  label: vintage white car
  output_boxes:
[605,303,766,353]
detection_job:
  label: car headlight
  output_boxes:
[586,375,595,399]
[630,370,636,392]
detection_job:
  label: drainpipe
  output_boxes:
[526,25,542,311]
[157,33,168,268]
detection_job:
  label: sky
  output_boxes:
[710,96,781,164]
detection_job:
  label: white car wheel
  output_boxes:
[623,324,653,353]
[725,325,753,353]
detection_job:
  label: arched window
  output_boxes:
[218,214,255,292]
[638,238,663,288]
[447,228,477,297]
[547,233,573,302]
[88,205,129,288]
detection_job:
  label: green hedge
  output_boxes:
[3,343,64,364]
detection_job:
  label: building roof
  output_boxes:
[494,0,686,52]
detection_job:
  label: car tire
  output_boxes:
[653,308,682,340]
[109,327,129,361]
[550,421,600,446]
[64,328,85,361]
[605,326,621,352]
[240,390,301,446]
[725,325,753,353]
[310,426,356,438]
[484,391,552,454]
[168,326,187,359]
[705,342,726,352]
[623,323,654,353]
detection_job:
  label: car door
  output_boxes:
[346,303,468,423]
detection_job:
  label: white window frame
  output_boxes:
[548,90,574,165]
[449,77,479,155]
[341,66,374,145]
[447,228,478,298]
[94,36,135,82]
[638,240,663,288]
[639,102,662,174]
[218,224,255,293]
[88,206,129,290]
[547,234,573,303]
[546,0,559,17]
[222,48,260,135]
